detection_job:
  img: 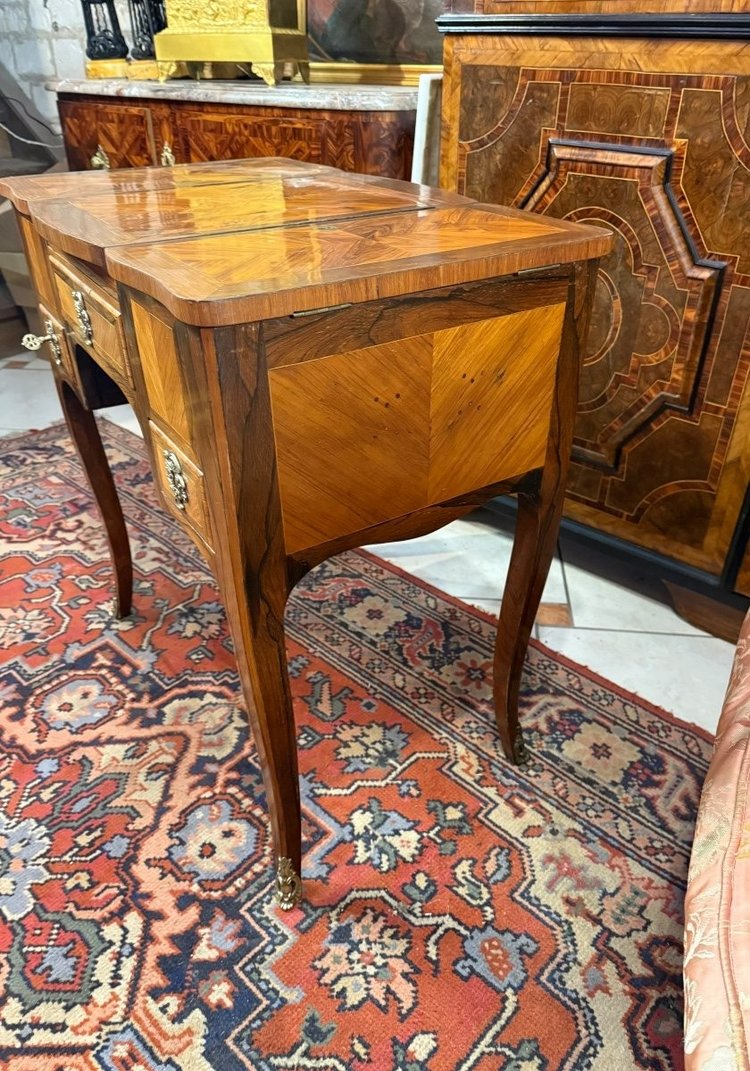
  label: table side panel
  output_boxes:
[29,174,444,259]
[269,302,565,554]
[130,299,193,453]
[428,304,565,501]
[18,215,58,316]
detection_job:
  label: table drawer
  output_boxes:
[31,304,78,382]
[49,253,132,389]
[149,422,212,551]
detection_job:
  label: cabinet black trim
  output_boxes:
[487,497,750,607]
[437,13,750,39]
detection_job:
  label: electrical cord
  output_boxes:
[0,120,62,148]
[0,92,61,138]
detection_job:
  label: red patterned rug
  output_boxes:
[0,421,709,1071]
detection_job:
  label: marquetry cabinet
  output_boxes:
[57,91,415,179]
[440,3,750,600]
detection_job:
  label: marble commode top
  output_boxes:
[49,78,420,112]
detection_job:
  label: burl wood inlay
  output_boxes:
[0,157,608,905]
[441,27,750,579]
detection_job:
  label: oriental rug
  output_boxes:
[0,421,711,1071]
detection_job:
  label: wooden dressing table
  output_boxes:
[0,159,610,908]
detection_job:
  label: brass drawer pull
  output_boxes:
[71,289,93,345]
[90,144,110,170]
[22,320,62,367]
[163,450,189,510]
[161,143,176,166]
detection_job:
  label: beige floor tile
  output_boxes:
[536,626,734,734]
[562,556,707,636]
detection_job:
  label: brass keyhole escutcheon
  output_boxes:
[71,290,93,346]
[90,144,110,170]
[163,450,189,510]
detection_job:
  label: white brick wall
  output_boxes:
[1,0,131,136]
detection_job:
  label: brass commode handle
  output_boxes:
[163,450,189,510]
[71,290,93,345]
[22,321,63,367]
[90,145,110,170]
[160,143,176,166]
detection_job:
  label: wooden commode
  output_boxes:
[0,158,611,908]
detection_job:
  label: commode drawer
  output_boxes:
[149,422,213,552]
[49,253,132,390]
[25,304,78,384]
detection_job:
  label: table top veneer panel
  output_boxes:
[1,158,611,326]
[105,203,611,324]
[26,175,457,266]
[0,157,332,216]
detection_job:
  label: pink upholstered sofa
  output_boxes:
[684,618,750,1069]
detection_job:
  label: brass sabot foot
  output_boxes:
[513,730,529,766]
[275,857,302,910]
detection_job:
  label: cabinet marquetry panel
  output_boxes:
[175,106,414,178]
[268,305,564,553]
[58,100,158,170]
[177,110,323,165]
[57,96,415,183]
[442,39,750,575]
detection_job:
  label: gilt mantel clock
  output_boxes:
[154,0,309,84]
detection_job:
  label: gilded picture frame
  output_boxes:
[307,0,445,85]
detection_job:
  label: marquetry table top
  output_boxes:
[0,158,611,327]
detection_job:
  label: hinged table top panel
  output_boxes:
[0,157,333,216]
[0,158,611,326]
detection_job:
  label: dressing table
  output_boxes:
[0,158,610,907]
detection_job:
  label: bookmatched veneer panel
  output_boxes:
[269,304,565,553]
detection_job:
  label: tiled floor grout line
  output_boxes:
[557,537,575,627]
[539,624,716,637]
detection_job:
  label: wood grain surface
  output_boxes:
[54,94,416,183]
[149,421,213,552]
[9,154,607,901]
[1,159,609,327]
[0,156,330,216]
[270,303,564,553]
[50,254,132,390]
[440,25,750,587]
[130,299,192,452]
[28,175,452,267]
[105,204,607,324]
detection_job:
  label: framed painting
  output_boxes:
[307,0,447,83]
